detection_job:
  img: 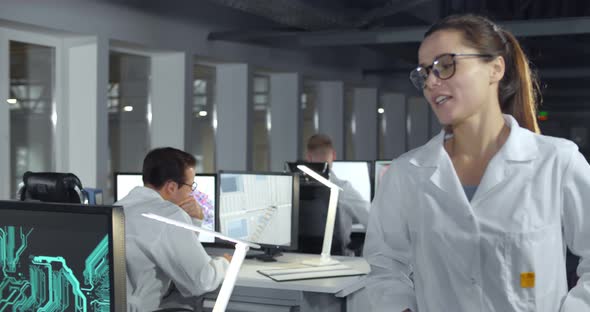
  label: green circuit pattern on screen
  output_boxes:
[0,226,110,312]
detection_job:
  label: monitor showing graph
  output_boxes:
[0,200,125,311]
[218,172,298,249]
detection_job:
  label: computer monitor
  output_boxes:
[113,172,143,202]
[285,161,329,192]
[113,172,217,243]
[217,171,299,261]
[374,160,392,195]
[284,162,345,255]
[285,161,329,179]
[330,161,373,203]
[0,200,126,311]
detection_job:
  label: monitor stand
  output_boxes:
[246,247,282,262]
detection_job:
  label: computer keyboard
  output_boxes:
[257,264,365,282]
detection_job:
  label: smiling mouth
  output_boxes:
[435,95,451,106]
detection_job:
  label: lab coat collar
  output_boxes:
[408,114,538,206]
[409,114,538,168]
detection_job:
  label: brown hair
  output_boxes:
[425,14,541,133]
[307,134,334,154]
[142,147,196,189]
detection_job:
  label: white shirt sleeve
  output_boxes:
[153,218,229,297]
[363,166,417,312]
[560,150,590,311]
[338,180,370,227]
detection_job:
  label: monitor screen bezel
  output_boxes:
[331,160,374,200]
[192,173,218,245]
[0,200,126,312]
[216,170,299,251]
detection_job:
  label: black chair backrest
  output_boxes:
[297,185,344,255]
[19,171,85,204]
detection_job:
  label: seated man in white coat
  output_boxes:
[306,134,370,255]
[118,147,229,312]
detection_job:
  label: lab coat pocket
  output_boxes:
[504,225,561,312]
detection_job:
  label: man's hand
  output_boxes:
[223,253,232,262]
[178,196,204,220]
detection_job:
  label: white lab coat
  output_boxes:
[330,171,370,249]
[364,115,590,312]
[119,187,228,312]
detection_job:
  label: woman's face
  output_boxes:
[418,30,498,127]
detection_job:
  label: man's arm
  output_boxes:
[336,179,370,227]
[153,211,229,297]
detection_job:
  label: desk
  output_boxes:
[201,252,369,312]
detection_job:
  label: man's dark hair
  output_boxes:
[306,134,333,153]
[142,147,196,189]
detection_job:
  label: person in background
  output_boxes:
[306,134,370,255]
[364,14,590,312]
[118,147,230,312]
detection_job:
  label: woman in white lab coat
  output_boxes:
[364,14,590,312]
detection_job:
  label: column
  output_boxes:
[215,63,250,171]
[269,72,300,172]
[352,87,378,160]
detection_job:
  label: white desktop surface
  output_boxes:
[236,252,369,295]
[202,250,370,311]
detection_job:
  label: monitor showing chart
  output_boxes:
[330,161,372,203]
[0,200,126,311]
[218,172,297,249]
[114,172,217,243]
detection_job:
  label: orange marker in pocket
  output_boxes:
[520,272,535,288]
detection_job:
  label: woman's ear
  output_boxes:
[490,56,505,84]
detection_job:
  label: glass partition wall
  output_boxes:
[9,41,56,197]
[189,63,217,173]
[107,52,151,198]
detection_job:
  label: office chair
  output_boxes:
[18,171,87,204]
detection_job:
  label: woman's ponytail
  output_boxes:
[499,30,541,133]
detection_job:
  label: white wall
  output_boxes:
[64,36,106,188]
[315,81,344,158]
[352,88,378,160]
[269,73,300,172]
[215,63,250,171]
[407,96,430,150]
[380,92,407,159]
[150,52,186,149]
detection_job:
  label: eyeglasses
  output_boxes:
[409,53,493,90]
[178,181,198,192]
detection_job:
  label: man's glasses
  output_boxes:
[178,181,198,192]
[409,53,493,90]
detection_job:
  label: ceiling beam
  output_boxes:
[541,67,590,79]
[209,16,590,46]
